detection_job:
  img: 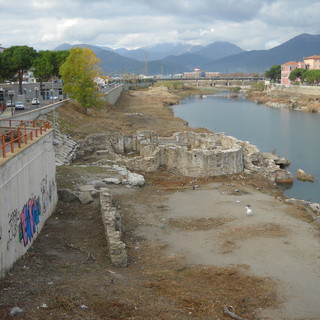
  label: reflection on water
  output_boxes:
[173,93,320,203]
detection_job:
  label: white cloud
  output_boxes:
[0,0,320,51]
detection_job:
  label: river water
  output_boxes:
[172,93,320,203]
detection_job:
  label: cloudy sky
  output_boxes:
[1,0,319,51]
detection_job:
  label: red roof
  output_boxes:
[282,61,302,66]
[304,55,320,60]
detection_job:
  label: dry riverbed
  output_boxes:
[1,86,320,320]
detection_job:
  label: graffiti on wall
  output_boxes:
[6,196,41,249]
[8,209,20,242]
[19,196,41,246]
[40,176,56,214]
[6,176,56,249]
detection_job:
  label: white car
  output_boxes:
[15,101,25,110]
[6,100,15,107]
[32,98,40,105]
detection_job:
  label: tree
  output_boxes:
[33,51,54,83]
[48,50,69,78]
[265,65,281,82]
[1,46,37,94]
[59,47,103,114]
[33,50,69,98]
[0,52,16,82]
[303,69,320,84]
[289,68,307,83]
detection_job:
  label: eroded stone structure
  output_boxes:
[78,130,291,183]
[107,130,290,181]
[100,188,127,267]
[110,131,244,177]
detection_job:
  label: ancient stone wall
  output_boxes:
[100,188,127,267]
[113,131,244,177]
[79,130,291,182]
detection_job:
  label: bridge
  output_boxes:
[156,76,265,82]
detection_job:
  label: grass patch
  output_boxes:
[250,81,265,92]
[155,80,185,90]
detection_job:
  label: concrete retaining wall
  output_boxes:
[105,85,124,105]
[0,130,58,278]
[270,84,320,96]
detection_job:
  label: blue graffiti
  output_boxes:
[19,196,41,246]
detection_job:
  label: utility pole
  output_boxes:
[144,53,148,76]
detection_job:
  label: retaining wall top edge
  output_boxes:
[0,129,54,167]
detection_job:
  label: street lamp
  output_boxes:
[8,90,14,116]
[34,87,39,107]
[50,88,56,138]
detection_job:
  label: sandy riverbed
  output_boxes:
[121,179,319,320]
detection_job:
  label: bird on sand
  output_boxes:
[245,205,253,216]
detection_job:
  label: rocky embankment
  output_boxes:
[246,85,320,113]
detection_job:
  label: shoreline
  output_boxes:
[171,85,320,220]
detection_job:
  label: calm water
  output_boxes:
[173,93,320,203]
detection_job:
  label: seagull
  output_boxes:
[245,205,253,216]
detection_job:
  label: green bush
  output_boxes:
[155,81,185,90]
[251,82,265,92]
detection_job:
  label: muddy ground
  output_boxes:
[1,85,320,320]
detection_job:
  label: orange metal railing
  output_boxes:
[0,120,51,158]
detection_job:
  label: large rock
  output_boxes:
[104,178,122,185]
[275,170,294,184]
[296,169,314,182]
[122,172,145,187]
[274,156,291,168]
[78,192,94,204]
[262,152,290,168]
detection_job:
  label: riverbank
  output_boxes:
[246,85,320,113]
[1,85,320,320]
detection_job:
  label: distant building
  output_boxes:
[27,70,36,83]
[281,55,320,84]
[0,45,5,53]
[183,68,220,78]
[303,55,320,70]
[281,61,307,84]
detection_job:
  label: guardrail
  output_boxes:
[0,119,51,159]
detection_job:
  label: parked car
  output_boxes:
[15,101,25,110]
[31,98,40,105]
[49,95,58,101]
[6,100,15,107]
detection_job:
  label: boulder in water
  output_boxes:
[296,169,314,182]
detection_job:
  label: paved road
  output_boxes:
[0,98,60,119]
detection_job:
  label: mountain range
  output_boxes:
[54,33,320,75]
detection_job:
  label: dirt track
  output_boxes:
[1,85,320,320]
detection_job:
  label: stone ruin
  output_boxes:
[71,130,292,267]
[106,130,291,182]
[100,188,127,267]
[109,130,243,177]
